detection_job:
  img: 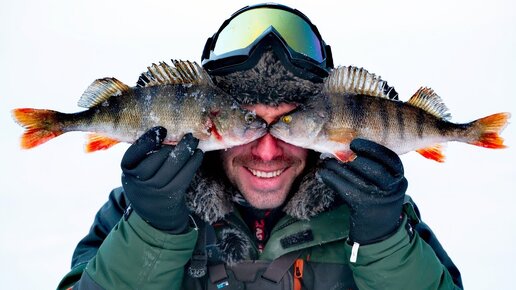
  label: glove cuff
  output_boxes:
[348,189,405,244]
[129,202,191,234]
[349,213,403,245]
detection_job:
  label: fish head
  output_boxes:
[209,104,268,147]
[269,100,327,148]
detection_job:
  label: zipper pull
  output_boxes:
[293,259,304,290]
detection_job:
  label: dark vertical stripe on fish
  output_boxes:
[109,98,123,130]
[175,84,188,98]
[416,109,426,139]
[395,101,405,140]
[351,95,366,129]
[436,118,461,137]
[379,98,390,143]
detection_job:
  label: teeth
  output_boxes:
[248,168,284,178]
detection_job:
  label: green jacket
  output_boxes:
[58,187,462,289]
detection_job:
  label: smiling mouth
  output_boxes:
[247,168,286,178]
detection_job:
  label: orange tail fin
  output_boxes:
[12,108,64,149]
[469,112,510,149]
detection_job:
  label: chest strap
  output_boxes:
[261,250,302,283]
[209,250,302,285]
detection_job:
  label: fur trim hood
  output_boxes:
[185,152,337,266]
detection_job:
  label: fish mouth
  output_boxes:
[241,127,268,143]
[246,167,286,179]
[268,126,284,139]
[268,126,292,145]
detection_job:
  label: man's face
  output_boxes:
[221,103,309,209]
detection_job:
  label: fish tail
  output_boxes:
[12,108,64,149]
[468,112,510,149]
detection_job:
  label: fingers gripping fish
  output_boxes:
[12,60,268,152]
[270,66,510,162]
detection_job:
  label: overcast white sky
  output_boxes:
[1,0,515,289]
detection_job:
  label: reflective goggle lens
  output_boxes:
[213,8,324,62]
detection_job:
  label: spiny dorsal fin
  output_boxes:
[407,87,451,120]
[323,66,399,100]
[136,60,214,88]
[78,78,130,108]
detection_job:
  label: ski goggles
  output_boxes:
[201,4,333,78]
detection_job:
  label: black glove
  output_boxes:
[121,127,203,234]
[318,139,408,244]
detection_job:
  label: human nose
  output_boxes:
[251,133,283,161]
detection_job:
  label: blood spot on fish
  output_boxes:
[211,124,222,141]
[207,119,223,141]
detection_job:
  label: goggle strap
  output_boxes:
[202,37,214,61]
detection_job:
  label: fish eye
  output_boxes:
[244,112,255,123]
[281,115,292,124]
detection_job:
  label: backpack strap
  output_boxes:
[208,250,303,286]
[261,250,303,283]
[188,215,217,278]
[209,263,229,284]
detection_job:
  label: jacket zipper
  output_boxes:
[293,258,304,290]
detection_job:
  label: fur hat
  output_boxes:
[210,51,323,106]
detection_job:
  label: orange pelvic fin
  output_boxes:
[12,108,63,149]
[334,151,357,163]
[86,134,120,152]
[416,144,446,162]
[469,112,510,149]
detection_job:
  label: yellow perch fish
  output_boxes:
[12,60,268,152]
[270,66,510,162]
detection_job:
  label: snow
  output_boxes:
[1,1,515,289]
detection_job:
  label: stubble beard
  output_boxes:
[223,154,305,210]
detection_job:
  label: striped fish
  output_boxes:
[270,66,510,162]
[12,60,268,152]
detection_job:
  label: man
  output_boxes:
[58,3,463,289]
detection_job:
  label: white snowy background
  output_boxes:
[1,0,515,289]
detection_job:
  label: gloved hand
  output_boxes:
[318,138,408,244]
[121,127,204,234]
